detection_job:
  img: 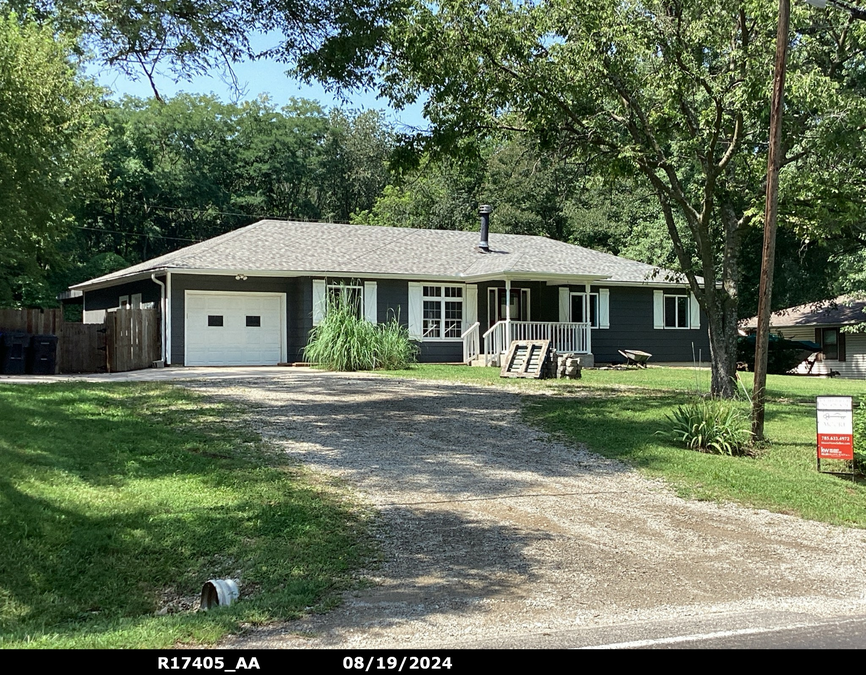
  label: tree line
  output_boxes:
[3,2,866,395]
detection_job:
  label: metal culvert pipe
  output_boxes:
[200,579,240,610]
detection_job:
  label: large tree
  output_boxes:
[0,12,103,306]
[326,0,866,397]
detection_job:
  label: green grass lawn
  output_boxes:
[0,383,372,649]
[381,364,866,527]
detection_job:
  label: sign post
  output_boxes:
[816,396,854,474]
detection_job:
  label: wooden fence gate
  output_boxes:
[105,307,160,372]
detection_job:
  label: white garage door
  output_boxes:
[185,292,285,366]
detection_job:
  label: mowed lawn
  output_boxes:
[384,365,866,527]
[0,383,372,649]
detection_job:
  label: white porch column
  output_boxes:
[505,277,511,346]
[584,282,592,354]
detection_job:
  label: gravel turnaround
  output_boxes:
[184,370,866,649]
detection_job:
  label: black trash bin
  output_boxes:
[1,332,30,374]
[27,334,58,374]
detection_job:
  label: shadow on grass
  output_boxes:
[0,383,370,646]
[522,388,866,525]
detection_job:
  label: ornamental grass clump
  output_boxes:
[304,292,417,371]
[662,398,754,456]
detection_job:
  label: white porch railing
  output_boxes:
[461,322,480,364]
[479,320,591,366]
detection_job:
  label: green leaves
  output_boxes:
[303,290,418,371]
[662,398,754,456]
[0,12,105,307]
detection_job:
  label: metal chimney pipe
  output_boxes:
[477,205,491,253]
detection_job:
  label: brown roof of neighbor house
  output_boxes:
[71,219,700,290]
[741,295,866,329]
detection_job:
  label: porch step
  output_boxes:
[468,355,500,367]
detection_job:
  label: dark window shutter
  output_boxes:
[815,327,822,345]
[839,330,846,361]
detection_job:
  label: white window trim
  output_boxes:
[312,279,378,325]
[488,287,530,323]
[327,282,364,318]
[654,290,700,330]
[664,294,691,329]
[570,292,599,329]
[420,284,465,341]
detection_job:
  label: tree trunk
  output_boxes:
[706,290,739,399]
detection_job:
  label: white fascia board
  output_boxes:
[598,279,708,289]
[75,267,622,290]
[168,268,613,284]
[71,270,171,292]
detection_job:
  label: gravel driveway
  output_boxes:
[185,370,866,648]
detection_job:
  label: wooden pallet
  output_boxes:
[500,339,552,379]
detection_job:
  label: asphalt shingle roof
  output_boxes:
[741,295,866,329]
[73,220,694,289]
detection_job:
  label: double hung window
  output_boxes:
[664,295,690,329]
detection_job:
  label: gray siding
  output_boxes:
[94,273,710,367]
[84,278,163,312]
[478,282,710,364]
[593,286,709,364]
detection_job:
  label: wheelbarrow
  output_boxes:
[618,349,652,368]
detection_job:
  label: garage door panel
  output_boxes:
[186,292,285,366]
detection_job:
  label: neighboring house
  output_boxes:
[741,295,866,378]
[68,217,710,367]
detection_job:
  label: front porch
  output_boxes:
[462,320,592,366]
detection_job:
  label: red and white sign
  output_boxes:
[816,396,854,461]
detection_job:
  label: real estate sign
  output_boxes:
[816,396,854,461]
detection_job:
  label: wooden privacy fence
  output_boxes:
[0,308,63,336]
[61,323,107,373]
[105,308,160,373]
[0,307,161,374]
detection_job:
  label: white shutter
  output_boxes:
[312,279,326,325]
[464,284,478,329]
[559,287,570,323]
[364,281,378,324]
[408,282,423,339]
[599,289,610,329]
[653,290,664,329]
[690,292,701,329]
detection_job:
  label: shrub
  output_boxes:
[662,398,754,456]
[303,293,417,371]
[375,314,419,370]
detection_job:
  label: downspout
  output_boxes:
[151,273,166,364]
[166,272,172,365]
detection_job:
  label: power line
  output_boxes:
[72,225,203,243]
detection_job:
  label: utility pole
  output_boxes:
[752,0,791,441]
[752,0,866,441]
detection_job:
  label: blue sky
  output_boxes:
[89,43,429,132]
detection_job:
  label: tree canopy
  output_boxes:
[5,0,405,99]
[329,0,866,396]
[0,12,104,306]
